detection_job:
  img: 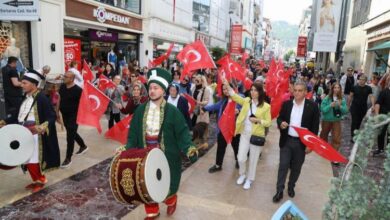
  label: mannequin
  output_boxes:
[107,49,117,68]
[2,38,25,72]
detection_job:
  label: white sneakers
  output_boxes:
[236,175,246,185]
[243,179,252,190]
[236,175,252,189]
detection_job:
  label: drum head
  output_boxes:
[0,124,34,166]
[144,148,171,203]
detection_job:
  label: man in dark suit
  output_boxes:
[273,81,320,203]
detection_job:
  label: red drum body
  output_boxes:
[110,148,170,205]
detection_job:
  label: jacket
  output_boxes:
[320,96,348,122]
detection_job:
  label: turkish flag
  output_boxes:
[77,82,110,133]
[218,100,236,144]
[177,40,216,74]
[270,96,284,119]
[138,75,147,84]
[150,43,174,67]
[105,114,133,144]
[292,126,348,163]
[243,77,253,90]
[241,52,249,66]
[182,93,196,114]
[98,74,116,91]
[82,60,94,82]
[306,91,314,99]
[217,54,245,81]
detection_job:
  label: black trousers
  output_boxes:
[378,124,389,151]
[5,96,22,119]
[62,113,87,160]
[350,108,366,137]
[109,112,121,128]
[215,133,240,167]
[276,137,306,192]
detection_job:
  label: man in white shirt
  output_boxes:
[273,81,320,203]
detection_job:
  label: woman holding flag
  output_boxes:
[222,78,272,190]
[201,83,240,173]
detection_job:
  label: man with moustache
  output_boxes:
[122,68,198,220]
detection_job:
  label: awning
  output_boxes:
[367,41,390,51]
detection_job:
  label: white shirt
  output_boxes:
[69,67,84,88]
[167,96,179,107]
[146,102,161,136]
[288,99,305,137]
[18,95,35,123]
[243,100,258,133]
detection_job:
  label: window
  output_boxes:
[95,0,141,14]
[192,0,210,33]
[351,0,371,27]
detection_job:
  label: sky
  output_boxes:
[263,0,312,25]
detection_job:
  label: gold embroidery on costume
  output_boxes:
[120,168,135,196]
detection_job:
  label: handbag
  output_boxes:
[193,88,205,116]
[248,102,265,146]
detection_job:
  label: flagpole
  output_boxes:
[87,81,117,104]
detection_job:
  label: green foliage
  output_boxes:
[210,47,226,62]
[284,50,295,62]
[323,114,390,220]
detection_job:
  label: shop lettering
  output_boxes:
[96,31,113,38]
[93,6,130,25]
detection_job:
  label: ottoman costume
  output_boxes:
[125,68,198,219]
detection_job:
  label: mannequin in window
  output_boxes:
[107,49,117,68]
[2,38,25,72]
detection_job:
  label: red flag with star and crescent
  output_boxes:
[182,93,196,114]
[217,54,245,81]
[77,82,110,133]
[218,100,236,144]
[292,126,348,163]
[97,74,116,91]
[82,59,94,82]
[150,43,174,68]
[177,40,216,75]
[105,114,133,144]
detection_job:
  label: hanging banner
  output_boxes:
[64,38,81,71]
[297,36,307,57]
[230,25,242,54]
[313,0,342,52]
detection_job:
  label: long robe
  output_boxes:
[125,100,196,195]
[7,91,60,172]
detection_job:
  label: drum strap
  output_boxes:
[22,96,38,125]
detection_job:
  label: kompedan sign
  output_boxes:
[0,0,39,21]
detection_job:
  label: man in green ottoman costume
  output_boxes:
[125,68,198,220]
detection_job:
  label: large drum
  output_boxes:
[110,148,171,205]
[0,124,35,170]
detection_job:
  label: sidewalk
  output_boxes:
[123,123,333,220]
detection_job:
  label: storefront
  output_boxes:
[364,21,390,76]
[64,0,142,71]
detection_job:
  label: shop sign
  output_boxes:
[0,0,40,21]
[93,6,130,25]
[296,36,307,57]
[64,38,81,71]
[367,25,390,41]
[89,30,118,42]
[230,25,242,54]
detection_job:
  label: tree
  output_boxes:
[283,50,295,62]
[323,113,390,220]
[210,47,226,62]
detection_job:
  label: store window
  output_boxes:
[192,0,210,33]
[0,21,30,71]
[95,0,141,14]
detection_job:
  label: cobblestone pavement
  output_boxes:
[332,115,386,182]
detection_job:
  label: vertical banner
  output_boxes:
[313,0,342,52]
[230,25,243,54]
[297,36,308,57]
[64,38,81,71]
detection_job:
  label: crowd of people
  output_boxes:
[1,54,390,208]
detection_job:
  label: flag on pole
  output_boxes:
[105,114,133,144]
